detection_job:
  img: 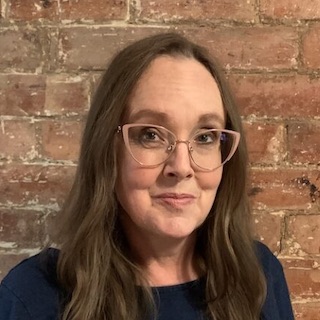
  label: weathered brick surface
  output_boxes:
[253,211,283,253]
[0,164,76,207]
[0,208,44,248]
[43,209,57,242]
[60,0,127,21]
[138,0,256,22]
[0,74,46,116]
[244,122,286,164]
[302,24,320,69]
[0,1,319,317]
[0,74,89,116]
[57,26,298,71]
[0,28,48,72]
[229,74,320,118]
[260,0,320,20]
[288,122,320,164]
[7,0,126,21]
[8,0,59,21]
[286,215,320,255]
[45,74,90,116]
[57,27,167,70]
[0,120,38,160]
[182,26,299,70]
[40,120,82,161]
[293,301,320,319]
[281,258,320,299]
[249,169,320,211]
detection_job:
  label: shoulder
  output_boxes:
[254,241,288,292]
[0,248,61,320]
[255,241,284,277]
[254,241,294,320]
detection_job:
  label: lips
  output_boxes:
[153,193,196,208]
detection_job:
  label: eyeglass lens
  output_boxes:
[126,125,237,171]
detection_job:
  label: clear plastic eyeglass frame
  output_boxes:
[117,123,241,171]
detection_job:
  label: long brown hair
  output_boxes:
[55,32,266,320]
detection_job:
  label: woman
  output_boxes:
[0,33,294,320]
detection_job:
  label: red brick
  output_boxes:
[0,208,44,247]
[40,120,82,161]
[0,120,38,160]
[57,27,165,70]
[90,72,103,93]
[249,169,320,211]
[43,210,57,242]
[0,74,46,116]
[0,253,29,281]
[302,24,320,69]
[281,258,320,299]
[253,211,283,252]
[293,175,320,204]
[228,74,320,118]
[260,0,320,20]
[182,26,299,70]
[0,74,89,116]
[139,0,256,22]
[286,215,320,255]
[0,164,76,207]
[288,123,320,164]
[293,301,320,320]
[8,0,59,21]
[244,122,286,164]
[0,28,46,72]
[60,0,127,21]
[58,26,298,71]
[45,74,90,116]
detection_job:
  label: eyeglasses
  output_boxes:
[117,124,240,171]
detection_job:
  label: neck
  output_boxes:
[125,230,201,286]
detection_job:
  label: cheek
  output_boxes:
[119,169,158,193]
[119,154,159,187]
[197,168,223,192]
[115,149,160,205]
[197,169,223,218]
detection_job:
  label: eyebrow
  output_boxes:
[128,109,225,127]
[198,113,225,127]
[129,109,170,123]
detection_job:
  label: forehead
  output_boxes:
[126,56,225,128]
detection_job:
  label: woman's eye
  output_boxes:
[140,129,160,141]
[195,132,218,144]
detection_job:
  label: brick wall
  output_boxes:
[0,0,319,318]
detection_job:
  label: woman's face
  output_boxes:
[116,56,224,243]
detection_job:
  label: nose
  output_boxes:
[162,141,194,180]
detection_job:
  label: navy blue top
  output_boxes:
[0,242,294,320]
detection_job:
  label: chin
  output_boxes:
[154,222,200,241]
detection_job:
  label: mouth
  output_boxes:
[153,193,196,208]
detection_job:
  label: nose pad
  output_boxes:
[167,141,192,154]
[163,141,194,178]
[169,141,192,161]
